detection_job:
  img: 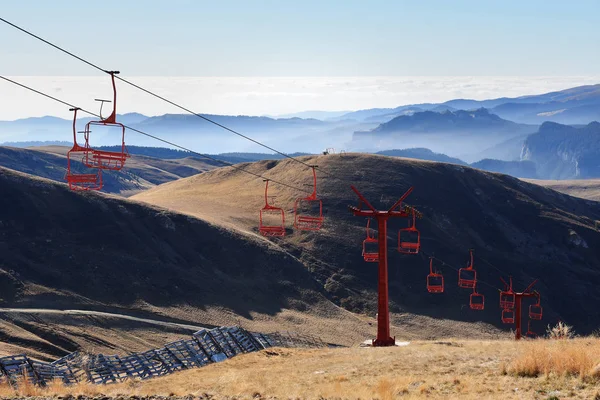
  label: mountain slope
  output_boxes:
[0,146,215,196]
[522,179,600,202]
[0,167,383,353]
[133,154,600,334]
[376,148,467,165]
[470,159,537,178]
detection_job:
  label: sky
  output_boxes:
[1,0,600,118]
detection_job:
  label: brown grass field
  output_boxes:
[1,339,599,399]
[523,178,600,202]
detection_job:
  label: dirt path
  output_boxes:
[0,308,204,331]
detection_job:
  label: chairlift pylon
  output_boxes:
[458,249,477,289]
[65,108,103,191]
[362,218,378,262]
[82,71,130,171]
[258,179,286,237]
[397,207,420,254]
[426,257,444,293]
[293,166,324,231]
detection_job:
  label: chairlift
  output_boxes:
[65,108,103,191]
[458,249,477,289]
[362,219,378,262]
[499,277,516,309]
[398,208,420,254]
[529,295,543,320]
[426,258,444,293]
[258,180,286,237]
[501,308,515,324]
[82,71,130,171]
[294,166,324,231]
[469,285,484,310]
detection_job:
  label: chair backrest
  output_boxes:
[65,108,103,191]
[501,309,515,324]
[499,292,515,309]
[362,219,378,262]
[362,238,379,262]
[293,166,324,231]
[470,292,485,310]
[426,258,444,293]
[259,180,286,237]
[458,268,477,288]
[529,304,543,320]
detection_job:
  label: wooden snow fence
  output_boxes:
[0,326,327,386]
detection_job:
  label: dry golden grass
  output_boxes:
[507,338,600,380]
[523,178,600,202]
[1,339,598,399]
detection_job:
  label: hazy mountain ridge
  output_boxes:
[337,84,600,125]
[522,121,600,179]
[366,108,531,134]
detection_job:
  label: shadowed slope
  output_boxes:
[0,167,385,351]
[134,154,600,334]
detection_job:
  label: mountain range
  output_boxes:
[335,84,600,125]
[2,83,600,180]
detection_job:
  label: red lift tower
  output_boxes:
[499,277,541,340]
[349,185,419,346]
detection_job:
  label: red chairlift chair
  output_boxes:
[258,180,286,237]
[82,71,130,171]
[501,308,515,324]
[529,294,543,320]
[499,277,516,309]
[362,219,378,262]
[294,166,324,231]
[65,108,103,191]
[458,249,477,289]
[398,207,421,254]
[426,258,444,293]
[470,285,485,310]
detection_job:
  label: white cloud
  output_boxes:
[1,76,599,120]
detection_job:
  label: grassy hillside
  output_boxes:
[6,339,599,399]
[0,166,397,354]
[133,154,600,334]
[0,146,215,196]
[523,178,600,202]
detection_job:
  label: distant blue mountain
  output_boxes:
[337,84,600,125]
[357,108,534,136]
[522,121,600,179]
